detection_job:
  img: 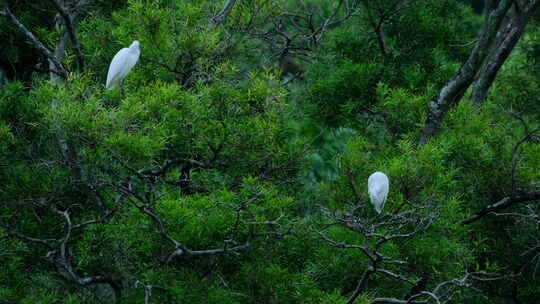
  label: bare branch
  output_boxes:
[46,209,122,302]
[369,298,426,304]
[244,214,284,225]
[376,268,416,285]
[135,280,167,304]
[116,176,270,264]
[2,206,122,302]
[71,209,116,229]
[166,240,251,263]
[463,190,540,224]
[318,198,439,304]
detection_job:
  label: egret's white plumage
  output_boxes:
[368,171,389,214]
[106,41,140,90]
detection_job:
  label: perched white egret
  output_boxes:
[368,171,389,214]
[106,41,140,90]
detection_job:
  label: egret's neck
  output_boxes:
[130,47,140,56]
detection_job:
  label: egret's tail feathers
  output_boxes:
[106,79,118,90]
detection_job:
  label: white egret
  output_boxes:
[368,171,389,214]
[106,40,140,90]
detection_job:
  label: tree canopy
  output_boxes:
[1,0,540,303]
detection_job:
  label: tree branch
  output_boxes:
[212,0,236,24]
[46,209,122,302]
[463,190,540,224]
[469,3,537,103]
[369,298,426,304]
[50,0,84,69]
[166,240,252,263]
[420,0,514,143]
[2,207,122,303]
[1,7,68,78]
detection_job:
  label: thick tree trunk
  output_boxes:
[421,0,540,143]
[420,0,513,144]
[470,7,530,103]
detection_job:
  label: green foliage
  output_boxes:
[307,59,384,125]
[2,0,540,303]
[301,0,479,127]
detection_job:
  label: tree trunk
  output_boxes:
[375,25,388,56]
[470,7,530,103]
[418,0,540,144]
[212,0,236,24]
[420,0,513,144]
[49,30,69,83]
[50,0,84,70]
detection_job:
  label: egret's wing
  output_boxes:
[377,186,388,211]
[368,172,389,213]
[369,191,382,213]
[124,51,140,74]
[106,48,130,89]
[377,184,389,202]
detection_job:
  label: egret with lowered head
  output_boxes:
[368,171,389,214]
[106,40,140,90]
